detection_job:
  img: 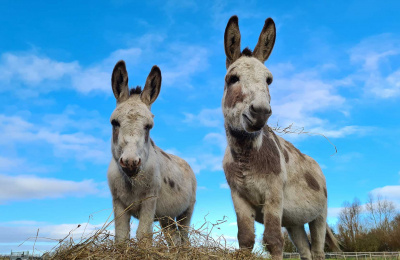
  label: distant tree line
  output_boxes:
[283,194,400,252]
[336,194,399,251]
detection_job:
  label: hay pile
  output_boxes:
[48,216,265,260]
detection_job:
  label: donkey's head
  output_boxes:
[222,16,276,134]
[110,60,161,178]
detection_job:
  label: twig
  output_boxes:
[269,123,338,156]
[33,228,39,256]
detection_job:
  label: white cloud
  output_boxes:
[0,52,79,86]
[349,34,400,71]
[183,107,223,128]
[330,152,363,164]
[163,145,223,175]
[327,207,342,219]
[348,34,400,98]
[0,113,109,163]
[370,186,400,201]
[0,174,102,203]
[0,156,25,172]
[0,220,134,253]
[160,45,209,88]
[270,69,345,130]
[368,69,400,98]
[0,156,50,174]
[0,35,209,95]
[0,221,114,251]
[184,153,223,175]
[220,183,229,189]
[265,56,381,139]
[203,132,226,151]
[310,125,373,138]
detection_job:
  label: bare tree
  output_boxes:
[337,194,400,251]
[337,198,363,251]
[365,194,396,232]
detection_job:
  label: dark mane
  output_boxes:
[241,47,253,57]
[129,86,142,96]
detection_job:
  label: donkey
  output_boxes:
[107,60,197,245]
[222,16,340,260]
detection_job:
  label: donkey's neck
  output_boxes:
[225,123,265,154]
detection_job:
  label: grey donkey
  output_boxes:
[107,60,197,245]
[222,16,340,259]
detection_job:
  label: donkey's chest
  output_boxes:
[224,154,281,184]
[224,162,270,204]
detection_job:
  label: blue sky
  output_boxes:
[1,0,400,254]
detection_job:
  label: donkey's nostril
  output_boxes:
[135,158,141,167]
[250,104,256,113]
[119,157,126,167]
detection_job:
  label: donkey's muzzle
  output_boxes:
[119,157,141,177]
[244,104,272,131]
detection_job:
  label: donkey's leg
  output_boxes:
[136,197,157,242]
[286,225,312,260]
[159,216,180,246]
[176,203,194,244]
[309,211,327,260]
[113,199,131,243]
[231,190,256,250]
[262,188,284,260]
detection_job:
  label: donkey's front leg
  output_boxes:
[113,199,131,243]
[136,197,157,241]
[263,188,284,260]
[231,190,256,250]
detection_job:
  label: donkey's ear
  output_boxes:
[111,60,129,103]
[141,66,161,107]
[224,15,241,69]
[253,18,276,63]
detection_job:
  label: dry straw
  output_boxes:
[44,207,265,260]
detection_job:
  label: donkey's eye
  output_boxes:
[111,119,120,127]
[227,75,239,86]
[266,76,273,85]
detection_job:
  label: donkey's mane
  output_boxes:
[129,86,142,96]
[241,47,253,57]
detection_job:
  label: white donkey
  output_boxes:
[222,16,340,259]
[107,60,197,244]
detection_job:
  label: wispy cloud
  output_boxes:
[348,34,400,98]
[269,67,346,130]
[310,125,374,138]
[183,153,223,175]
[0,34,209,95]
[370,186,400,201]
[0,52,79,86]
[0,174,103,203]
[160,44,209,88]
[183,107,223,128]
[220,182,229,189]
[0,156,50,174]
[0,112,109,163]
